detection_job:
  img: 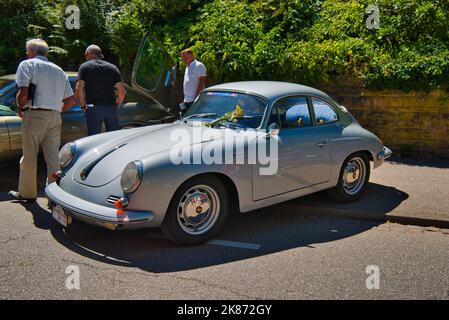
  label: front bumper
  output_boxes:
[45,182,155,230]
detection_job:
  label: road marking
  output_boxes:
[206,239,261,250]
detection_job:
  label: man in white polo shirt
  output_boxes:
[180,48,206,114]
[8,38,76,202]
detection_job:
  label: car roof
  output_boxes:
[204,81,332,103]
[0,71,78,81]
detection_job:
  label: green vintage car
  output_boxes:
[0,68,175,163]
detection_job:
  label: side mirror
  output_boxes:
[268,122,280,137]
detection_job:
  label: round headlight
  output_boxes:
[120,161,143,194]
[59,142,76,168]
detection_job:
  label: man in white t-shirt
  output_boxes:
[180,48,206,114]
[9,38,75,202]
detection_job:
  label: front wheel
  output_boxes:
[327,152,370,203]
[161,175,229,245]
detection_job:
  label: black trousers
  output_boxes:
[85,104,119,136]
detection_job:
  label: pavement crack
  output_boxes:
[1,232,41,245]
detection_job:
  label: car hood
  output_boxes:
[71,122,258,187]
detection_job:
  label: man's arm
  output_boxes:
[195,76,206,99]
[16,87,29,118]
[115,82,126,108]
[61,96,76,112]
[15,61,31,118]
[75,80,86,110]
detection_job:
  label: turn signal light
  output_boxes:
[114,197,129,209]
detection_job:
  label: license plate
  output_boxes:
[52,204,67,227]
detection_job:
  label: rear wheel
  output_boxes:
[161,175,229,245]
[328,152,370,203]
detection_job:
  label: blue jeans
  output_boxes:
[85,105,119,136]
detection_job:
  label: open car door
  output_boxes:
[131,32,176,108]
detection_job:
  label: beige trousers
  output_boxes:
[18,110,62,199]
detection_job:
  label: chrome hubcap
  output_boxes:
[343,157,366,195]
[177,185,220,235]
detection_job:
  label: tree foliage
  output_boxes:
[1,0,448,90]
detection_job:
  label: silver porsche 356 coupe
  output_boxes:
[46,33,391,245]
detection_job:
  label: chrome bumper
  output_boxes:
[377,146,393,160]
[45,182,155,230]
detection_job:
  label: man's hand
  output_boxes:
[18,107,24,118]
[115,82,126,108]
[61,96,76,112]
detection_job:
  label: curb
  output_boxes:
[276,204,449,229]
[385,214,449,229]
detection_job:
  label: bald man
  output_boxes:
[76,45,126,135]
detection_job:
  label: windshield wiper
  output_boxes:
[183,113,217,121]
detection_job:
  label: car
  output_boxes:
[0,67,175,163]
[45,33,392,245]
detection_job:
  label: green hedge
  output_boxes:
[1,0,448,91]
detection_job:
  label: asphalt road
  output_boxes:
[1,193,449,300]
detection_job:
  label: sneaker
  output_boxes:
[8,191,36,202]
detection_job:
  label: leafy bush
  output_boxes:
[1,0,448,90]
[0,0,40,72]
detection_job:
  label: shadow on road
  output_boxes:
[281,182,410,220]
[387,156,449,169]
[0,182,408,274]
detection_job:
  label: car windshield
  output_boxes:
[0,80,16,108]
[184,91,266,128]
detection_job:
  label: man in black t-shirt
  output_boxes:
[75,44,126,136]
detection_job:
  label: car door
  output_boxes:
[0,108,15,162]
[252,96,333,201]
[131,32,176,108]
[0,83,22,159]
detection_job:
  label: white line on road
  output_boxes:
[206,239,261,250]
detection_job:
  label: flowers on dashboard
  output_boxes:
[205,104,245,127]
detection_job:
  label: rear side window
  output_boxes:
[274,97,312,129]
[312,98,338,124]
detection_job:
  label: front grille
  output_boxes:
[106,195,121,205]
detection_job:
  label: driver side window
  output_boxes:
[272,97,312,129]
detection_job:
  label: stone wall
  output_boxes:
[319,83,449,159]
[173,73,449,159]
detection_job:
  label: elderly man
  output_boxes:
[180,48,206,114]
[8,39,76,202]
[76,45,126,136]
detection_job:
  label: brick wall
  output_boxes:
[319,83,449,159]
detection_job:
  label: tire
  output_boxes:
[161,175,229,245]
[327,152,370,203]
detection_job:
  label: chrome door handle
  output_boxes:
[316,141,328,148]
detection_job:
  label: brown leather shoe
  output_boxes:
[8,191,36,203]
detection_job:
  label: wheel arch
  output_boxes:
[173,172,240,214]
[359,150,374,162]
